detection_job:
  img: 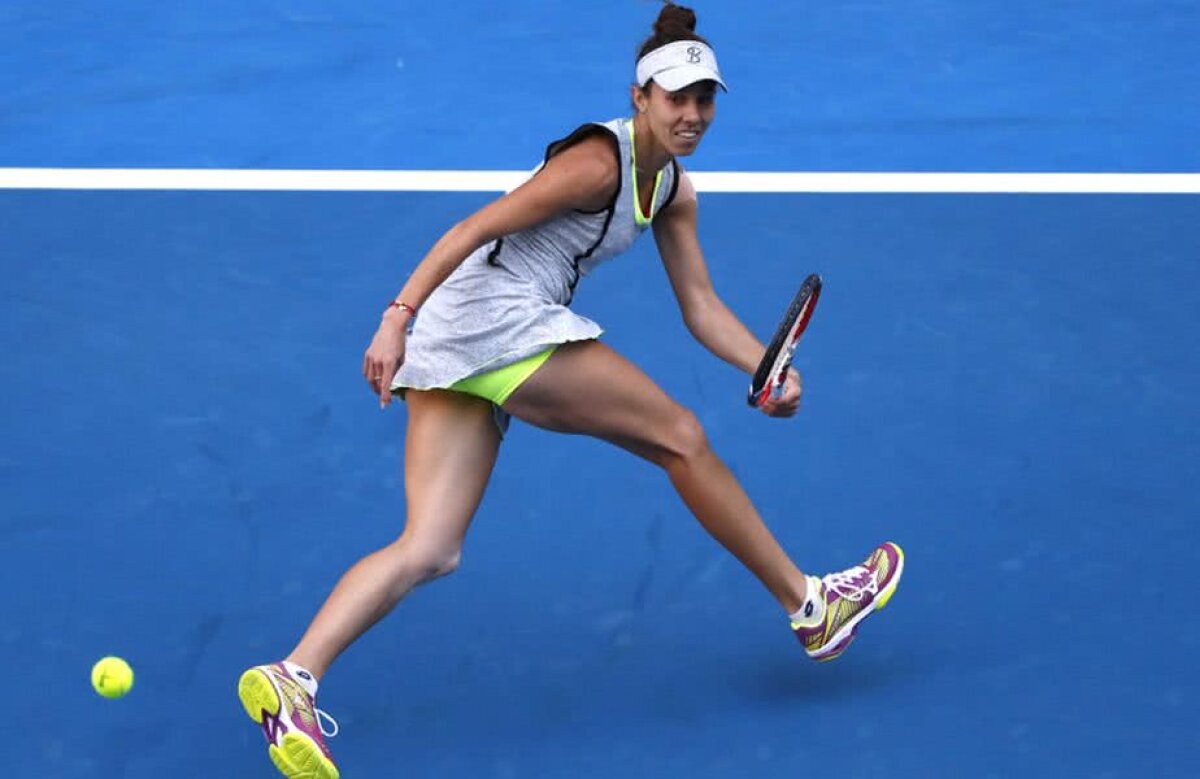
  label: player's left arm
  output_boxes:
[652,172,801,413]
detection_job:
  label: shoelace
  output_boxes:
[316,708,340,738]
[822,565,878,602]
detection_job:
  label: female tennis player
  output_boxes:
[238,5,902,777]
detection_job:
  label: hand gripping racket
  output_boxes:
[747,274,823,407]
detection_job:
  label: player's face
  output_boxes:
[638,81,717,156]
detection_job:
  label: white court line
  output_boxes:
[0,168,1198,193]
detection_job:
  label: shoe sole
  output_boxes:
[238,669,340,779]
[809,543,905,662]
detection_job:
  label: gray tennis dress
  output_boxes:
[391,118,681,424]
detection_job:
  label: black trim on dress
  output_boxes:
[489,122,622,304]
[662,158,681,212]
[562,125,621,304]
[486,237,505,267]
[543,124,622,215]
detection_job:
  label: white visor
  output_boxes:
[635,40,727,93]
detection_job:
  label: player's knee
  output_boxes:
[393,538,462,584]
[415,546,462,583]
[660,407,710,465]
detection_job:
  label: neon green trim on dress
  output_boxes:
[450,346,556,406]
[627,119,664,227]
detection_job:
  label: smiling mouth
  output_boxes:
[676,129,701,141]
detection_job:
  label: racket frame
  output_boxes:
[747,274,823,408]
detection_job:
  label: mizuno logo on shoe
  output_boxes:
[261,709,287,745]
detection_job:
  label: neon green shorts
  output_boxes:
[450,346,556,406]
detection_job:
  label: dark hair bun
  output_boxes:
[653,3,697,38]
[636,2,707,61]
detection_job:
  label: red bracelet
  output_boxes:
[386,300,418,317]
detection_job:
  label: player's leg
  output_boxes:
[502,340,902,662]
[502,340,810,612]
[288,389,501,679]
[238,390,500,779]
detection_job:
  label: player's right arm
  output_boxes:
[363,135,619,403]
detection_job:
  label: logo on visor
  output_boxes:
[687,46,702,63]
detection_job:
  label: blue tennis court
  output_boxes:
[3,3,1198,778]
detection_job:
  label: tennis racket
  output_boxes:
[747,273,823,408]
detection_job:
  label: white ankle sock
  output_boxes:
[283,661,319,697]
[789,575,827,627]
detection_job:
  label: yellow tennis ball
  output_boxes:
[91,656,134,699]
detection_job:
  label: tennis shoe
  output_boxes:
[793,541,904,662]
[238,662,340,779]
